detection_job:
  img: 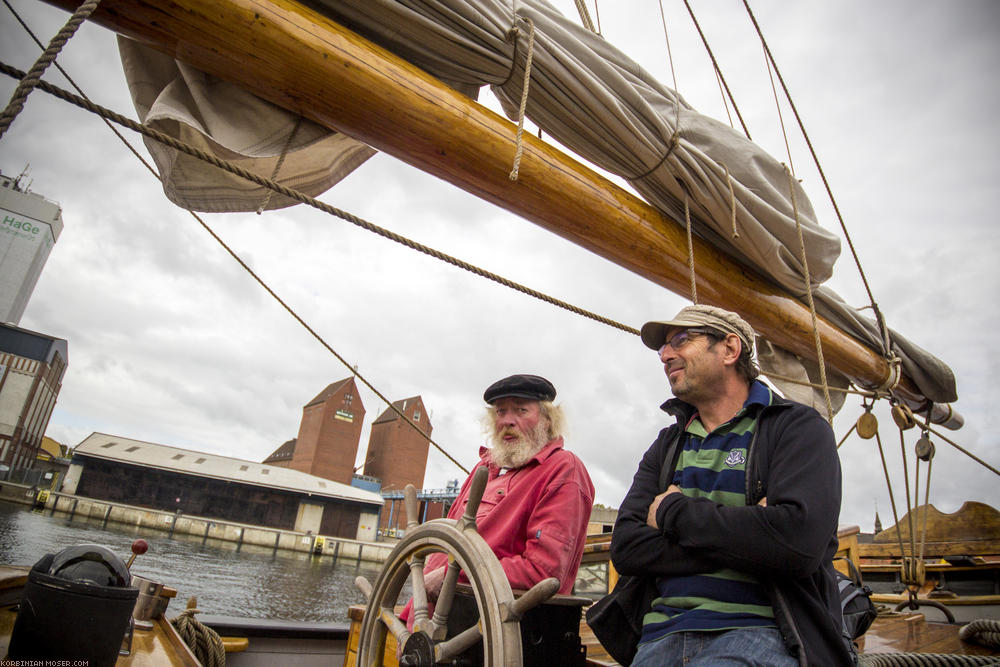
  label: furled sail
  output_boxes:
[113,0,957,416]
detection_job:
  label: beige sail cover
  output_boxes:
[118,37,375,212]
[115,0,957,412]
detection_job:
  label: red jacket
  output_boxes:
[430,437,595,594]
[402,437,594,623]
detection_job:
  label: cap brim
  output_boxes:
[487,390,549,403]
[639,319,702,350]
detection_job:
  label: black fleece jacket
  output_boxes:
[610,390,854,666]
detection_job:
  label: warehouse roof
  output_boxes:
[73,432,382,507]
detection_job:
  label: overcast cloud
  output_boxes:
[1,0,997,531]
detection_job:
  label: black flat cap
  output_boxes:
[483,374,556,404]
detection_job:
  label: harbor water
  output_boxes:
[0,499,383,623]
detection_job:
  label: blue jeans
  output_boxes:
[631,628,798,666]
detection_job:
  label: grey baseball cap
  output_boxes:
[640,305,756,353]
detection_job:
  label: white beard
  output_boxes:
[489,419,549,469]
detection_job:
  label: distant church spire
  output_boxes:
[874,511,883,534]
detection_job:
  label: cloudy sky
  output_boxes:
[1,0,997,531]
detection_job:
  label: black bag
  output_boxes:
[585,573,657,666]
[834,558,877,639]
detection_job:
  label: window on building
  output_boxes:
[101,442,117,448]
[261,468,270,475]
[414,409,421,422]
[172,454,184,460]
[125,446,140,453]
[195,458,206,464]
[344,392,353,406]
[240,465,249,471]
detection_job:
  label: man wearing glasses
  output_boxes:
[600,305,852,665]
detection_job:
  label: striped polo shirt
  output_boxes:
[640,381,775,644]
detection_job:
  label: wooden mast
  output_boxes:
[40,0,932,407]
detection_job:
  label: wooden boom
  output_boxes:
[41,0,931,406]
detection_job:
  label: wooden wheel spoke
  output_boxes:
[433,622,484,663]
[408,554,430,627]
[377,605,410,644]
[429,556,461,640]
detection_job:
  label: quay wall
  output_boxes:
[1,482,393,564]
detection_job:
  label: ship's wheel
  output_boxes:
[354,467,559,666]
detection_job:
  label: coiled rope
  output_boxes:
[171,598,226,667]
[960,619,1000,650]
[860,653,1000,666]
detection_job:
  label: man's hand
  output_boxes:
[646,484,683,528]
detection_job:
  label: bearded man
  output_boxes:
[415,374,595,599]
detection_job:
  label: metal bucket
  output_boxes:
[131,574,167,626]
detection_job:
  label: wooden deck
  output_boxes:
[346,604,999,666]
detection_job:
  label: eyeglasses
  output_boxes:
[659,328,712,352]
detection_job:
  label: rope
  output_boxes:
[764,49,795,177]
[875,429,908,563]
[171,599,226,667]
[680,0,751,139]
[0,0,101,140]
[723,163,739,238]
[740,0,884,328]
[507,16,536,181]
[860,653,1000,666]
[0,61,637,342]
[0,42,471,476]
[918,453,932,563]
[784,165,834,424]
[924,424,1000,478]
[683,192,697,303]
[657,0,683,134]
[836,422,857,450]
[876,356,903,396]
[763,372,872,396]
[573,0,596,33]
[898,427,918,573]
[256,115,302,214]
[959,618,1000,649]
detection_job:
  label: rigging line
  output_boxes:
[874,429,908,564]
[255,115,301,214]
[0,60,639,342]
[679,0,751,140]
[1,0,144,168]
[835,422,856,450]
[656,0,682,132]
[923,424,1000,478]
[785,165,834,423]
[763,372,872,397]
[918,455,932,564]
[0,0,100,140]
[740,0,884,339]
[897,427,918,564]
[573,0,596,33]
[763,48,795,177]
[683,193,697,303]
[0,22,466,474]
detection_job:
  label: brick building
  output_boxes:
[263,377,364,485]
[362,396,432,529]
